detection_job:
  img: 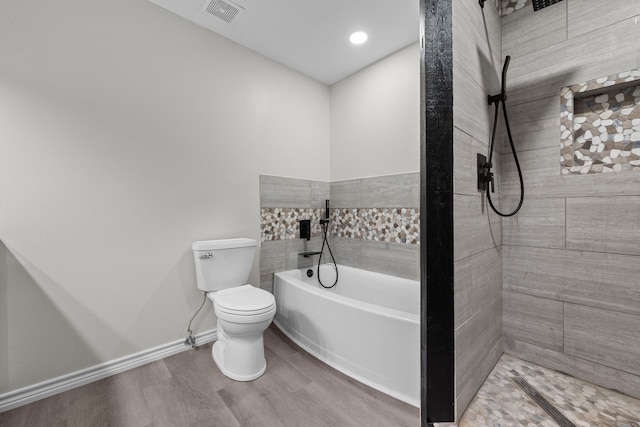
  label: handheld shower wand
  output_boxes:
[482,55,524,217]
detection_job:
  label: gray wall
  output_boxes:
[452,0,504,419]
[0,0,330,395]
[501,0,640,399]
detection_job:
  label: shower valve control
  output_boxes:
[477,153,494,193]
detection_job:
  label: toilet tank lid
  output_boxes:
[192,238,257,251]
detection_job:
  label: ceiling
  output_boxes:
[147,0,419,85]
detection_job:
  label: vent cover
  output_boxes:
[532,0,563,12]
[203,0,244,24]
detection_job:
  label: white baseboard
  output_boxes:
[0,329,217,413]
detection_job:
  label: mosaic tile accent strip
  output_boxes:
[501,0,530,16]
[561,69,640,175]
[260,208,322,241]
[331,208,420,245]
[460,354,640,427]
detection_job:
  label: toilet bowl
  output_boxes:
[209,285,276,381]
[192,237,275,382]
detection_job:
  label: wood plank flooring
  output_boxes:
[0,326,420,427]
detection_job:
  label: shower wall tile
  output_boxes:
[453,128,490,197]
[285,237,324,270]
[503,96,560,153]
[311,180,330,209]
[330,236,362,269]
[502,196,565,248]
[564,303,640,376]
[504,338,640,400]
[455,297,503,416]
[453,0,502,94]
[566,196,640,256]
[507,16,640,107]
[260,274,274,293]
[502,1,567,59]
[360,173,420,208]
[567,0,640,39]
[503,291,564,351]
[453,64,494,145]
[504,245,640,316]
[260,175,312,207]
[454,194,502,261]
[501,0,640,405]
[360,240,419,281]
[454,247,502,330]
[329,179,361,209]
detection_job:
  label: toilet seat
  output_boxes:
[210,285,275,316]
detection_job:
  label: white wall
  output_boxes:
[330,43,420,181]
[0,0,329,393]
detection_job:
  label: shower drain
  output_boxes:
[511,376,576,427]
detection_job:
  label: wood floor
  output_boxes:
[0,326,420,427]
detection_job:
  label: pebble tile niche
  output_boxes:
[260,208,420,245]
[560,69,640,175]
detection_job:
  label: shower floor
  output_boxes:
[460,353,640,427]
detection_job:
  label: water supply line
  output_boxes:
[317,200,339,289]
[184,291,208,349]
[482,55,524,217]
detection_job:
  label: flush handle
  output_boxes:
[199,252,213,259]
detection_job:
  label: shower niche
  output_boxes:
[560,69,640,175]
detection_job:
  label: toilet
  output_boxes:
[192,238,275,381]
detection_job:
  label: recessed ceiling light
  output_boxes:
[349,31,368,45]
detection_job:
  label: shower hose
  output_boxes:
[317,220,338,288]
[486,56,524,217]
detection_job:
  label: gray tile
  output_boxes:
[455,297,502,418]
[507,16,640,106]
[360,240,419,280]
[260,240,286,260]
[330,179,361,209]
[311,180,330,210]
[503,291,564,351]
[502,0,567,59]
[565,303,640,376]
[260,274,274,293]
[568,0,640,39]
[502,96,560,153]
[453,0,502,97]
[454,247,502,330]
[454,194,501,261]
[456,339,502,421]
[504,245,640,316]
[329,236,362,269]
[504,339,640,400]
[501,146,640,199]
[567,196,640,256]
[286,237,323,270]
[454,64,494,145]
[259,254,286,276]
[360,173,419,208]
[260,175,312,208]
[454,128,491,197]
[503,196,565,248]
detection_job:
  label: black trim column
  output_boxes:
[420,0,455,424]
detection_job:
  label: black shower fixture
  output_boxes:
[532,0,563,12]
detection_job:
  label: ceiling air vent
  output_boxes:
[203,0,245,24]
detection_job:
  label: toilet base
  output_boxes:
[211,327,268,381]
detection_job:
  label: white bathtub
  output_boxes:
[273,264,420,407]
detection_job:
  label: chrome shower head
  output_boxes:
[532,0,563,12]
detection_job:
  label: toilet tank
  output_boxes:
[192,238,257,292]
